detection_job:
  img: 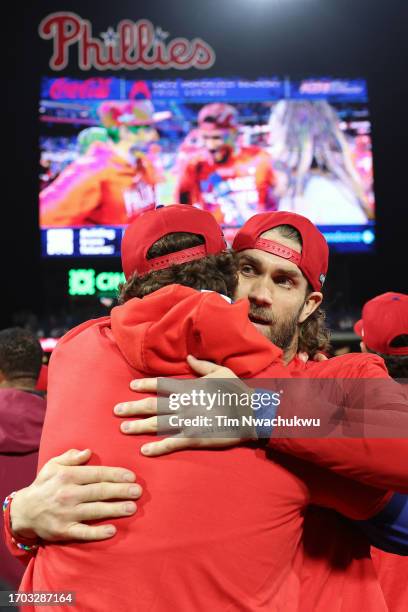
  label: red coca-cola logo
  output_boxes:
[39,12,216,71]
[49,78,113,99]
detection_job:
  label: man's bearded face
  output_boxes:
[234,237,310,352]
[247,300,305,351]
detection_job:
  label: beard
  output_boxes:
[249,303,304,351]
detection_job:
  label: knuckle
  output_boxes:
[55,485,75,505]
[147,397,156,411]
[84,503,101,520]
[55,467,72,485]
[39,464,53,480]
[89,482,103,500]
[48,518,65,539]
[67,523,83,540]
[92,466,103,482]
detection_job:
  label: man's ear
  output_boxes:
[298,292,323,324]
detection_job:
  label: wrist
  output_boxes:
[9,489,39,541]
[252,388,279,441]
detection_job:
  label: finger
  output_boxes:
[186,355,220,376]
[75,501,137,522]
[66,522,117,541]
[130,378,158,392]
[141,436,196,457]
[48,448,92,466]
[120,417,158,434]
[297,352,309,363]
[63,465,136,485]
[114,397,157,416]
[133,376,192,397]
[75,482,142,503]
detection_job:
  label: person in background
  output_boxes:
[354,291,408,611]
[0,328,45,589]
[354,291,408,379]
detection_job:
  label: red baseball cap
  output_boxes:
[232,211,329,291]
[354,292,408,355]
[198,103,239,131]
[121,205,227,279]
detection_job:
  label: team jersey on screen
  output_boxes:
[178,146,277,226]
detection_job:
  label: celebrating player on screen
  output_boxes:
[177,103,278,227]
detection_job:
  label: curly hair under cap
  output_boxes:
[118,232,238,303]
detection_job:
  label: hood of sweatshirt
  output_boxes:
[110,285,282,377]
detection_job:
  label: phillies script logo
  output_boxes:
[39,12,216,71]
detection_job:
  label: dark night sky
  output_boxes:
[5,0,408,325]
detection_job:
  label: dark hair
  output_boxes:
[0,327,43,380]
[119,232,237,303]
[273,224,331,357]
[389,334,408,349]
[365,348,408,379]
[365,335,408,379]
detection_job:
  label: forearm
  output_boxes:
[266,378,408,492]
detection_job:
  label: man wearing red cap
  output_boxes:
[40,100,161,227]
[4,206,403,612]
[354,292,408,378]
[354,292,408,611]
[177,103,278,230]
[108,210,408,610]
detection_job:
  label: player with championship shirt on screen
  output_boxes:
[177,103,278,228]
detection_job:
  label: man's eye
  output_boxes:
[240,264,256,275]
[276,276,293,287]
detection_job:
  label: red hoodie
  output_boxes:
[8,287,395,611]
[0,388,45,588]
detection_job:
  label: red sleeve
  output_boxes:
[268,438,408,493]
[3,501,37,565]
[271,451,392,520]
[269,355,408,492]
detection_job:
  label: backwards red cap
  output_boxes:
[121,205,227,279]
[354,292,408,355]
[232,211,329,292]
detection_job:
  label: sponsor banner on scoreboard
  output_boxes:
[41,77,285,103]
[41,77,368,103]
[290,79,368,102]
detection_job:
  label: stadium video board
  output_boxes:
[39,76,375,256]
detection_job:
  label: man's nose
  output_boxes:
[248,279,273,306]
